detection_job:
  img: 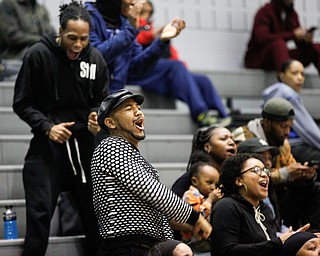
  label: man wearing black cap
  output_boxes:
[232,98,320,231]
[91,89,212,256]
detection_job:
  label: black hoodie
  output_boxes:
[13,33,109,136]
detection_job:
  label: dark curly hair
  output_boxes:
[59,0,91,30]
[219,153,265,196]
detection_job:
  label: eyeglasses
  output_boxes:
[240,166,271,177]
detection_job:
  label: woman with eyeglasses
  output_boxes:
[210,153,309,256]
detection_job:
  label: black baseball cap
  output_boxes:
[98,89,144,131]
[237,138,279,157]
[262,98,295,121]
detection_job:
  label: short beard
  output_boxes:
[133,131,146,141]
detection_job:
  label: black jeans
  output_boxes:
[97,243,150,256]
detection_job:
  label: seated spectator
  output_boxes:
[180,161,222,253]
[136,0,230,127]
[283,232,320,256]
[93,89,212,255]
[244,0,320,75]
[237,137,289,234]
[0,0,55,60]
[262,59,320,175]
[171,125,237,198]
[232,98,320,231]
[85,0,231,127]
[210,153,309,256]
[146,239,193,256]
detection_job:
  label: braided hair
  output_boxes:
[59,0,91,30]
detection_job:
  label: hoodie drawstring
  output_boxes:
[66,138,87,183]
[254,205,271,241]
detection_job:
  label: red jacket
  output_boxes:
[244,0,300,66]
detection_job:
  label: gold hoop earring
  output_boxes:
[239,183,248,196]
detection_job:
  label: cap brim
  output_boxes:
[112,94,144,111]
[254,146,279,157]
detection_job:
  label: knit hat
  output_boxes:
[156,240,182,256]
[98,89,144,131]
[283,232,318,256]
[237,138,279,157]
[262,98,295,121]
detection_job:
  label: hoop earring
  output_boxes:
[239,183,248,196]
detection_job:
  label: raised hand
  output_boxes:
[160,17,186,41]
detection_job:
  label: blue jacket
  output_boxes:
[85,2,169,93]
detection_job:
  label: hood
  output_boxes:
[247,118,268,142]
[96,0,122,29]
[40,33,92,60]
[271,0,294,14]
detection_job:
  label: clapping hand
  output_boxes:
[160,17,186,41]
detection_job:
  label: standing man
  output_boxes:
[244,0,320,75]
[13,1,109,256]
[232,98,320,231]
[92,89,212,256]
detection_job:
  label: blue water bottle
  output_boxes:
[3,205,18,239]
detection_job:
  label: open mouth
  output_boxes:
[68,50,80,60]
[259,180,268,189]
[134,118,144,130]
[226,147,236,155]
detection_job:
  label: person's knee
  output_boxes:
[268,38,287,49]
[169,59,187,71]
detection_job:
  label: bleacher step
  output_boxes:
[0,107,197,135]
[0,162,187,240]
[0,163,187,200]
[0,236,86,256]
[0,134,193,165]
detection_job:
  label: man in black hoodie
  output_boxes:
[13,1,109,256]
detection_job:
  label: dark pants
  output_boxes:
[21,134,101,256]
[97,242,150,256]
[127,59,228,120]
[245,39,320,74]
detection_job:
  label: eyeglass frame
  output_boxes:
[239,166,271,177]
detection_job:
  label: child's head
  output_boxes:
[190,162,220,197]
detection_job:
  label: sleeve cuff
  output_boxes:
[186,209,200,225]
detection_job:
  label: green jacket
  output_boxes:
[0,0,55,59]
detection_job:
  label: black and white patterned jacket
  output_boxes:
[91,136,199,242]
